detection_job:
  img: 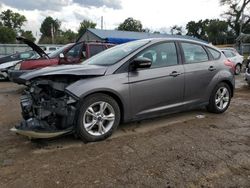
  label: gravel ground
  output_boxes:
[0,74,250,188]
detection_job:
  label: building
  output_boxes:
[78,28,206,44]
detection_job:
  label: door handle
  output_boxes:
[169,71,181,77]
[208,66,216,71]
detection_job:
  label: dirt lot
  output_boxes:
[0,75,250,188]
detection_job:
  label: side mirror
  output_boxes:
[59,53,65,59]
[131,57,152,69]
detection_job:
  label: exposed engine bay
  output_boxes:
[11,77,79,138]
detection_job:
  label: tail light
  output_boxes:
[224,59,235,71]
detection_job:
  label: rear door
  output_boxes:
[128,42,185,119]
[180,42,217,106]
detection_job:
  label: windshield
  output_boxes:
[48,43,73,58]
[83,40,149,66]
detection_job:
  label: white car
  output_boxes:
[221,48,244,75]
[0,60,21,80]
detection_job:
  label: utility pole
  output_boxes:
[101,16,103,30]
[239,10,245,55]
[51,23,54,44]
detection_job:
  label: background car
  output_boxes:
[9,37,114,82]
[221,48,244,75]
[0,50,39,64]
[11,38,235,142]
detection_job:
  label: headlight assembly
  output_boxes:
[14,63,21,70]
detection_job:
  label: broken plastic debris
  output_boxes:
[196,114,205,119]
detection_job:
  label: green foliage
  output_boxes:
[20,30,36,42]
[0,26,16,43]
[55,29,77,44]
[186,20,209,40]
[117,17,143,32]
[186,19,235,44]
[78,20,96,37]
[39,16,61,43]
[0,9,27,32]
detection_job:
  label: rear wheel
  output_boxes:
[76,94,120,142]
[207,83,232,114]
[235,64,241,75]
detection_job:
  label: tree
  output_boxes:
[117,17,143,32]
[0,26,16,43]
[186,19,209,40]
[206,19,229,44]
[39,16,61,43]
[78,20,96,37]
[0,9,27,33]
[170,25,183,35]
[20,30,36,42]
[55,29,77,44]
[220,0,250,36]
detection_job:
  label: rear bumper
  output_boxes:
[8,70,31,83]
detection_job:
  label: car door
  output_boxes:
[180,42,217,106]
[128,42,185,119]
[60,42,83,64]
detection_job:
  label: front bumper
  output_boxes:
[11,87,77,138]
[8,69,31,83]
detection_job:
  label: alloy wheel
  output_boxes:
[83,101,115,136]
[215,87,230,110]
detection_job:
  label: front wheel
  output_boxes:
[76,94,120,142]
[207,83,232,114]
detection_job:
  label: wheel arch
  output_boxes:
[219,80,234,97]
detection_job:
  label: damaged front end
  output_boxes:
[11,78,78,139]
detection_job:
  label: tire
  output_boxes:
[207,82,232,114]
[76,93,120,142]
[235,64,241,75]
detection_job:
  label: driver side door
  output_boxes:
[128,42,185,119]
[59,42,84,64]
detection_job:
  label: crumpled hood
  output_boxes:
[19,64,108,82]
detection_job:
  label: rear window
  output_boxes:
[222,50,235,58]
[207,47,221,60]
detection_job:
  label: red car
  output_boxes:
[9,37,114,82]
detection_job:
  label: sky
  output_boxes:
[0,0,227,38]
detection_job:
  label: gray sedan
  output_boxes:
[11,38,235,142]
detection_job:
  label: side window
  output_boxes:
[89,45,105,57]
[19,52,32,59]
[222,50,233,58]
[136,42,178,68]
[230,51,236,57]
[207,47,221,60]
[66,43,82,58]
[181,43,209,64]
[49,47,57,51]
